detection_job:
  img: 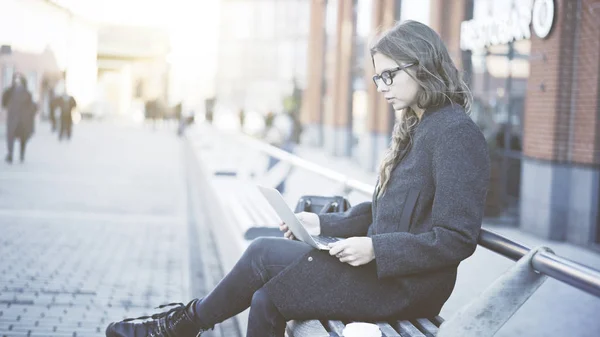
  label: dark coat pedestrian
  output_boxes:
[52,94,76,140]
[48,89,57,131]
[2,74,36,163]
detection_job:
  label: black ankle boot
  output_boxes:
[5,154,12,164]
[105,299,210,337]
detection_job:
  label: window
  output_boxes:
[2,65,14,90]
[256,1,275,39]
[232,2,253,40]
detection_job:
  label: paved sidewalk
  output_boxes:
[189,123,600,337]
[0,121,192,336]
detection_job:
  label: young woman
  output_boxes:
[106,20,490,337]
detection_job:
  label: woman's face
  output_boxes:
[372,53,420,112]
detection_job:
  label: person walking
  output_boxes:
[2,73,36,163]
[105,20,490,337]
[53,93,77,141]
[48,89,58,132]
[263,110,295,193]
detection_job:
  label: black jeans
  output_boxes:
[59,118,72,140]
[6,131,27,161]
[195,237,312,337]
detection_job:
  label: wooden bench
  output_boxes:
[287,317,443,337]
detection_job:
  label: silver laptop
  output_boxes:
[257,185,342,250]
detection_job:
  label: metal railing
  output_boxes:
[228,129,600,298]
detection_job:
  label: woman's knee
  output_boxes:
[250,288,279,316]
[246,237,271,256]
[251,288,269,307]
[245,237,311,273]
[245,237,284,259]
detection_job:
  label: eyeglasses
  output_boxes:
[372,63,416,87]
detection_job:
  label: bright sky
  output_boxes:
[53,0,221,97]
[53,0,220,54]
[53,0,219,28]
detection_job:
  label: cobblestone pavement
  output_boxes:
[0,121,195,337]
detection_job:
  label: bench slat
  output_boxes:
[326,320,345,335]
[431,316,444,327]
[214,181,255,229]
[236,185,279,227]
[376,322,402,337]
[412,318,438,337]
[286,319,330,337]
[393,320,426,337]
[238,190,267,225]
[216,181,277,235]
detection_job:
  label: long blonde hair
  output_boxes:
[372,21,472,198]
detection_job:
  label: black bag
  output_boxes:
[244,195,351,240]
[294,195,351,214]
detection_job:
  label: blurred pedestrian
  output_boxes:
[2,73,37,164]
[175,103,195,136]
[50,78,68,133]
[173,102,182,122]
[238,108,246,131]
[53,93,77,141]
[264,110,275,130]
[48,89,58,132]
[283,81,303,144]
[204,97,215,124]
[263,110,294,193]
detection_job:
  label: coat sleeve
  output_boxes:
[2,88,11,108]
[371,122,490,279]
[27,92,37,114]
[318,202,373,237]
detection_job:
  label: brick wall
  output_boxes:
[359,0,398,135]
[374,0,399,134]
[365,0,383,135]
[524,0,600,164]
[431,0,468,70]
[575,0,600,164]
[333,0,355,127]
[300,0,327,126]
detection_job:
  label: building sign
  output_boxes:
[532,0,555,39]
[0,45,11,55]
[460,0,555,51]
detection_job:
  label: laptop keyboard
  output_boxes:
[312,235,341,246]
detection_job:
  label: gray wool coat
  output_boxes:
[263,103,491,322]
[3,86,36,140]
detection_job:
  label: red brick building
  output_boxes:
[300,0,600,249]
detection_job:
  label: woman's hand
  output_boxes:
[279,212,320,240]
[279,222,295,240]
[328,237,375,266]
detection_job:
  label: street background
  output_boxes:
[2,0,600,336]
[1,121,599,336]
